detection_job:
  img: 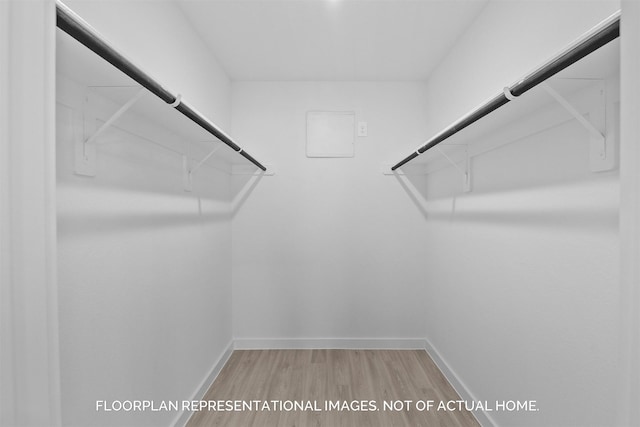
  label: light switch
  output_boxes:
[357,121,368,137]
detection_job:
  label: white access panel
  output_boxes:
[306,111,355,158]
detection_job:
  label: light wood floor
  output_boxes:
[187,349,480,426]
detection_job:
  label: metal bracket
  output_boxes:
[183,143,222,192]
[382,147,470,191]
[231,164,276,176]
[540,82,608,171]
[381,163,428,176]
[435,146,471,193]
[75,88,146,176]
[85,89,146,145]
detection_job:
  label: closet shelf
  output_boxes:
[55,0,267,173]
[390,11,620,173]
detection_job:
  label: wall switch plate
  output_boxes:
[357,121,368,137]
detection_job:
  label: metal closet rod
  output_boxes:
[391,11,621,171]
[55,0,267,172]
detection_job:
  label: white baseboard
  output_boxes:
[233,338,428,350]
[171,341,234,427]
[171,339,494,427]
[423,338,496,427]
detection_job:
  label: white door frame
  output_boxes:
[0,1,61,425]
[619,1,640,425]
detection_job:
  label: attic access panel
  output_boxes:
[306,111,355,158]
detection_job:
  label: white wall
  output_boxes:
[231,82,430,344]
[418,1,621,426]
[56,1,233,426]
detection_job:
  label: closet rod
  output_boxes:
[55,0,267,172]
[391,11,620,171]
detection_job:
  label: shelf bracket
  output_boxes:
[85,88,146,145]
[183,142,222,192]
[540,82,608,171]
[75,88,146,176]
[435,146,472,193]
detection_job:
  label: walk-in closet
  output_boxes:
[2,0,639,426]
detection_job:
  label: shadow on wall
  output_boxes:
[57,210,231,236]
[392,113,620,233]
[56,159,266,237]
[393,160,619,233]
[56,102,246,236]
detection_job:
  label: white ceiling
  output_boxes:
[178,0,488,81]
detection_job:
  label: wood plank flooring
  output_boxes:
[186,349,480,426]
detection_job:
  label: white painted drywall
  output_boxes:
[231,82,431,343]
[419,1,621,426]
[56,2,233,426]
[179,0,488,81]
